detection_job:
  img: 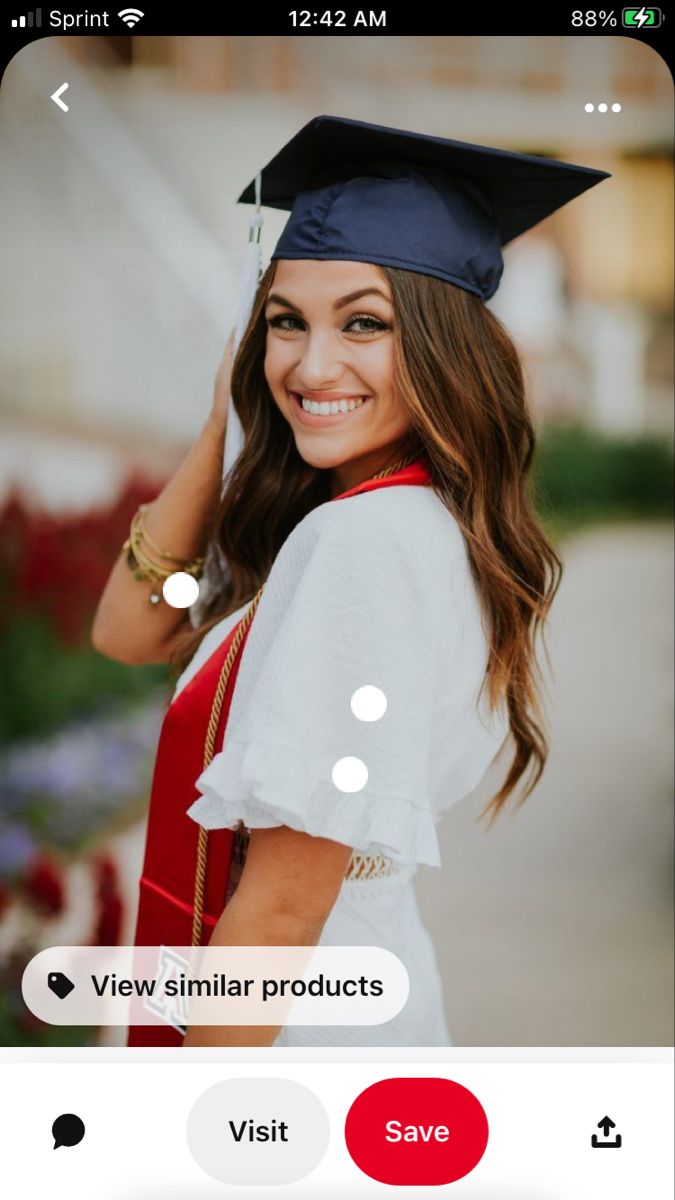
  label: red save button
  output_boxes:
[344,1077,489,1185]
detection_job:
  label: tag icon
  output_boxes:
[47,971,75,1000]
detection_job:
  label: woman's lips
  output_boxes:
[290,392,372,428]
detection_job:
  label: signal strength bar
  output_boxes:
[11,9,42,25]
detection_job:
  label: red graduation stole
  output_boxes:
[127,455,431,1045]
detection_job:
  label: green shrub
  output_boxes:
[531,423,674,527]
[0,613,169,744]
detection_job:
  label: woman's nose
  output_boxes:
[297,332,343,388]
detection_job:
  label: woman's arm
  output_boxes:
[182,826,353,1047]
[90,334,234,666]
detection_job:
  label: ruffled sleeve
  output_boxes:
[185,497,443,867]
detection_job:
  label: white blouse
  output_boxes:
[178,483,510,865]
[173,482,510,1046]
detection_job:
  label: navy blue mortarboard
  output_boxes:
[238,113,611,303]
[220,113,610,479]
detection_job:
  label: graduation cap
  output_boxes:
[221,114,610,478]
[238,113,611,302]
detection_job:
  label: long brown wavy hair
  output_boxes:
[169,260,563,821]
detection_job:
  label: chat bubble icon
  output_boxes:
[52,1113,85,1149]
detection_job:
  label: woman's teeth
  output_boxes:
[297,395,368,415]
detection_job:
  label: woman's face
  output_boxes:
[263,259,413,495]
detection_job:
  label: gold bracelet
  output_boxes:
[126,527,205,578]
[133,504,206,568]
[122,505,206,606]
[129,506,206,570]
[129,506,206,573]
[123,538,204,606]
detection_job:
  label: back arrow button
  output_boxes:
[51,83,69,112]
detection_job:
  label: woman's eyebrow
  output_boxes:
[265,287,391,314]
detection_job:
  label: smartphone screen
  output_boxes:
[1,16,673,1197]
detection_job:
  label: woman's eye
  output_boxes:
[348,315,389,334]
[266,314,389,335]
[267,315,303,332]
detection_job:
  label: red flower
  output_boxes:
[90,853,124,946]
[21,855,65,917]
[0,470,171,644]
[93,895,124,946]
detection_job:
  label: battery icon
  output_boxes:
[622,7,662,26]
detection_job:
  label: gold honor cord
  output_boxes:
[190,450,419,948]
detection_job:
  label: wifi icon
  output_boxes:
[117,7,144,25]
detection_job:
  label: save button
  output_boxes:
[345,1077,488,1185]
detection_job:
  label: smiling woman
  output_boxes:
[89,114,610,1047]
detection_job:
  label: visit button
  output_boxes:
[344,1077,489,1185]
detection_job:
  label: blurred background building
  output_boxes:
[0,36,672,1047]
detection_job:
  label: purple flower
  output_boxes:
[0,822,36,881]
[0,692,166,853]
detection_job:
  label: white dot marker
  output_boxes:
[350,685,387,721]
[612,102,621,113]
[585,102,595,113]
[598,102,608,113]
[332,756,368,793]
[162,571,200,609]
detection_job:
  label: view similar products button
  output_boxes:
[345,1077,489,1186]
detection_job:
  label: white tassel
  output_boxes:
[222,169,263,481]
[189,171,263,630]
